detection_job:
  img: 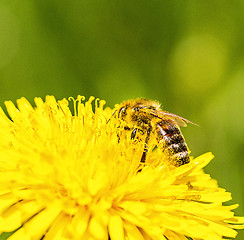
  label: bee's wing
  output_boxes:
[145,109,198,127]
[161,111,198,127]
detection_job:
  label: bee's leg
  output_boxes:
[117,133,121,143]
[106,110,117,124]
[124,126,131,131]
[141,126,152,163]
[131,128,138,139]
[117,126,131,143]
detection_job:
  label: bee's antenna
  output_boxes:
[107,110,117,124]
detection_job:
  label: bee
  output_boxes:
[113,98,196,167]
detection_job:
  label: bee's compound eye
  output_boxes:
[118,107,127,118]
[121,107,126,113]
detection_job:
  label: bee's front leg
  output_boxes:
[117,125,132,143]
[131,128,138,139]
[141,125,152,163]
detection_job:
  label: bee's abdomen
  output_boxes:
[156,121,190,167]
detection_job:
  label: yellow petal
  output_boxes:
[88,215,108,239]
[124,221,145,240]
[43,213,72,240]
[9,202,62,239]
[108,215,124,240]
[68,208,90,238]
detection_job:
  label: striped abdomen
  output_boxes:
[156,120,190,167]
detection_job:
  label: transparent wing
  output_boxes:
[143,109,198,127]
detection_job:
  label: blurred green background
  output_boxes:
[0,0,244,239]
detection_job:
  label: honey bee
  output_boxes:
[113,98,196,167]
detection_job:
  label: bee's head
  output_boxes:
[119,102,145,117]
[116,98,160,120]
[118,105,128,120]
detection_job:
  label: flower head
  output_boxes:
[0,96,243,239]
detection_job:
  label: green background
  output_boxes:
[0,0,244,239]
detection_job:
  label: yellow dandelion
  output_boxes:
[0,95,243,240]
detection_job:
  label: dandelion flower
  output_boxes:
[0,95,243,240]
